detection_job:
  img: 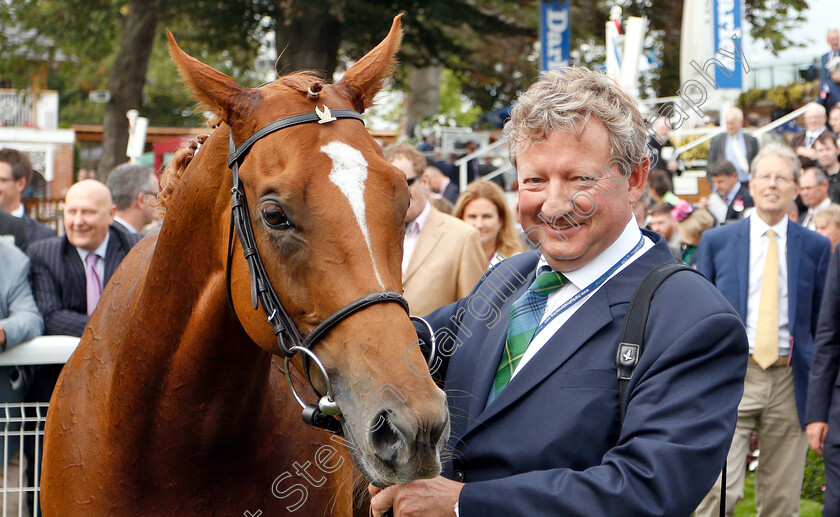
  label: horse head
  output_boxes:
[166,15,449,487]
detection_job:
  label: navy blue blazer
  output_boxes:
[820,50,840,109]
[419,232,747,515]
[21,213,56,243]
[26,226,142,337]
[807,245,840,431]
[441,181,460,205]
[724,187,754,223]
[0,210,28,252]
[695,217,831,427]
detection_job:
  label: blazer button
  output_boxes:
[452,469,465,482]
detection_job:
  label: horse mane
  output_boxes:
[157,71,329,216]
[157,133,208,215]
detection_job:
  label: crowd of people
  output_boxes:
[2,29,840,516]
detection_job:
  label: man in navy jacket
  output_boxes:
[695,143,831,516]
[370,68,748,517]
[819,29,840,110]
[806,243,840,515]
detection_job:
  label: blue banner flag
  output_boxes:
[541,1,571,71]
[712,0,743,89]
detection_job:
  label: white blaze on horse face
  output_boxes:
[322,141,385,288]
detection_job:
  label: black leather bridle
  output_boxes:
[224,106,434,434]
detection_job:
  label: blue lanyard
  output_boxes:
[531,235,646,339]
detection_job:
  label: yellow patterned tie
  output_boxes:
[753,229,779,369]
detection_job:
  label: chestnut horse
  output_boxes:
[41,16,448,516]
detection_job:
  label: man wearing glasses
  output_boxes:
[695,143,831,516]
[0,148,56,244]
[105,162,160,235]
[383,143,485,317]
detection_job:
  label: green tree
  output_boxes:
[1,0,270,177]
[0,0,814,173]
[622,0,810,96]
[272,0,537,114]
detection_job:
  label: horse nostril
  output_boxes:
[369,409,403,464]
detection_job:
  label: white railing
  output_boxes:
[0,337,79,367]
[454,138,511,191]
[0,336,79,517]
[0,90,59,130]
[672,104,811,159]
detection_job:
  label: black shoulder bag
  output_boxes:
[616,262,726,517]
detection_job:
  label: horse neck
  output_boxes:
[129,136,273,430]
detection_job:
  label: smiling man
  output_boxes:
[27,179,143,337]
[370,67,748,517]
[695,144,831,516]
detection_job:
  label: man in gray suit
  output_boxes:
[0,239,43,515]
[0,240,42,351]
[707,107,760,185]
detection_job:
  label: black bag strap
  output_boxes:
[616,261,700,423]
[615,261,726,516]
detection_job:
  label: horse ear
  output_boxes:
[337,14,403,113]
[167,30,251,123]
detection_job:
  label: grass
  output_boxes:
[733,470,823,517]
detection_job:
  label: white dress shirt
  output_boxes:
[708,183,743,224]
[745,213,790,356]
[805,128,826,148]
[512,216,654,379]
[724,133,750,180]
[113,216,140,234]
[801,197,832,231]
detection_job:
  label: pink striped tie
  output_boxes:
[85,253,103,316]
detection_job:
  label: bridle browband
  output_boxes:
[225,106,435,435]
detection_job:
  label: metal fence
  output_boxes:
[0,403,48,517]
[0,90,59,130]
[0,337,79,517]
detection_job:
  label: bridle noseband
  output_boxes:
[225,106,436,434]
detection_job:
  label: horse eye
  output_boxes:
[261,203,290,229]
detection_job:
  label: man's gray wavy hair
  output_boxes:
[504,67,649,177]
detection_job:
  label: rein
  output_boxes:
[225,106,435,434]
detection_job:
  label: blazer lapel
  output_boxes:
[786,220,801,327]
[736,219,750,319]
[468,286,614,435]
[463,269,533,426]
[403,208,443,282]
[62,238,87,309]
[103,229,126,284]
